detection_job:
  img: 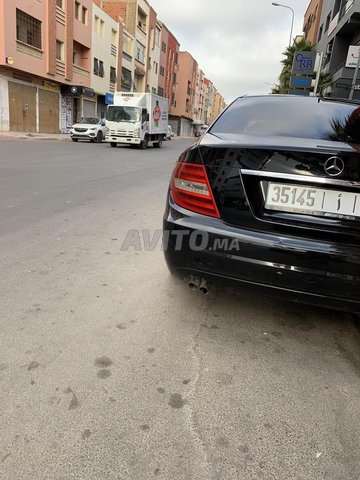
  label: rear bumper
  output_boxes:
[163,198,360,313]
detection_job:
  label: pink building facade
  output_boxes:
[170,50,197,136]
[0,0,94,132]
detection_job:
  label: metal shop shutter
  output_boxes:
[83,99,96,118]
[8,81,36,132]
[39,89,60,133]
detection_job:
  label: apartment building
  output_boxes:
[192,68,205,131]
[0,0,225,133]
[303,0,324,45]
[212,90,226,120]
[163,25,180,114]
[203,77,215,125]
[314,0,360,99]
[0,0,94,133]
[146,8,161,94]
[121,27,135,91]
[91,2,123,117]
[170,51,198,136]
[157,22,167,98]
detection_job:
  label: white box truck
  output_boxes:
[105,92,169,149]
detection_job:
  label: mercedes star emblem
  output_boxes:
[324,156,345,177]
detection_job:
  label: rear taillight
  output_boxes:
[170,162,220,218]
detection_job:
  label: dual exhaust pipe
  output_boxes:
[188,276,210,294]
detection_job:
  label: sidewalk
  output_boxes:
[0,132,192,141]
[0,132,69,141]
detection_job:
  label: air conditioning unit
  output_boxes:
[326,43,333,54]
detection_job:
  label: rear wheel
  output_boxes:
[154,138,163,148]
[110,142,117,148]
[96,131,103,143]
[141,135,148,149]
[90,139,95,143]
[71,138,78,142]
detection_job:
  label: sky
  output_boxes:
[149,0,310,104]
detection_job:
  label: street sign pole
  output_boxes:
[313,52,324,96]
[349,52,360,100]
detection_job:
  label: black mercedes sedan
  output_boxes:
[163,95,360,313]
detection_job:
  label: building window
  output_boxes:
[137,8,147,33]
[75,1,80,20]
[155,27,160,47]
[153,61,158,74]
[136,41,145,64]
[123,33,133,59]
[174,52,178,64]
[93,58,99,75]
[75,2,87,24]
[99,61,104,78]
[56,40,64,61]
[56,0,64,9]
[16,9,42,49]
[111,29,118,46]
[82,6,87,25]
[121,67,132,91]
[161,41,166,53]
[110,67,116,83]
[325,12,331,32]
[95,16,104,36]
[333,0,341,17]
[160,66,165,76]
[318,24,323,42]
[171,93,175,105]
[158,86,164,97]
[173,73,177,85]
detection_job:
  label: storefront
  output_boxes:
[60,85,95,133]
[0,74,61,133]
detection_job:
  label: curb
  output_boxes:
[0,134,69,141]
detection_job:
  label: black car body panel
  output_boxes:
[163,96,360,312]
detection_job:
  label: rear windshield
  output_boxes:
[211,97,360,143]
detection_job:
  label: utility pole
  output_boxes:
[349,50,360,100]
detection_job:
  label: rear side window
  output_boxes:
[211,97,360,143]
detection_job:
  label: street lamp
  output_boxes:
[272,2,295,48]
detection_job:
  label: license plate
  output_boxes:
[265,183,360,219]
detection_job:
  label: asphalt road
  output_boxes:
[1,138,360,480]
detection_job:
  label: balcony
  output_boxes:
[339,0,357,21]
[332,0,360,37]
[73,64,90,78]
[16,41,43,59]
[332,59,358,83]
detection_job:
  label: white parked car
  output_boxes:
[165,125,175,140]
[70,117,107,143]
